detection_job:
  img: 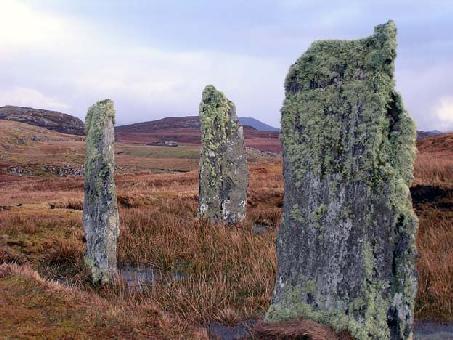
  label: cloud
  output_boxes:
[0,87,69,111]
[0,0,452,130]
[0,1,285,125]
[64,46,285,124]
[434,97,453,129]
[0,0,66,50]
[396,59,453,131]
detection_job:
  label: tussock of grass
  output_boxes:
[0,263,200,338]
[118,198,276,323]
[416,207,453,320]
[414,153,453,186]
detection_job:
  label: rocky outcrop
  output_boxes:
[267,21,417,340]
[83,99,119,284]
[0,106,84,135]
[6,164,83,176]
[198,85,248,224]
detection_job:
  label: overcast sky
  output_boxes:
[1,0,452,130]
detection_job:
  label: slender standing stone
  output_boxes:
[198,85,248,224]
[83,99,120,284]
[266,21,417,340]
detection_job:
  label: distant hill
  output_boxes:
[416,130,444,141]
[116,116,281,153]
[119,116,201,132]
[4,105,448,155]
[0,120,84,176]
[0,106,84,136]
[417,132,453,153]
[239,117,279,131]
[117,116,278,132]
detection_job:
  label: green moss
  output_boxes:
[313,204,327,222]
[304,279,317,294]
[266,286,351,334]
[290,204,304,223]
[199,85,234,153]
[358,241,391,339]
[84,99,116,189]
[281,21,399,186]
[199,85,235,186]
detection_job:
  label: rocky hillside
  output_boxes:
[0,120,84,176]
[0,106,84,136]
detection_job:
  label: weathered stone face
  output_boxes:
[198,85,248,224]
[83,99,120,284]
[266,21,417,340]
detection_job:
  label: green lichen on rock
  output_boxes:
[83,99,120,284]
[267,21,417,340]
[198,85,248,224]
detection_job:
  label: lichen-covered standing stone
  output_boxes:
[266,21,417,340]
[83,99,120,284]
[198,85,248,224]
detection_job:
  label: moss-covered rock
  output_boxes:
[83,99,119,284]
[267,21,417,340]
[198,85,248,224]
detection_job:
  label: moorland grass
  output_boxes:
[0,141,452,336]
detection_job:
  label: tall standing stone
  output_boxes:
[198,85,248,224]
[83,99,120,284]
[266,21,417,340]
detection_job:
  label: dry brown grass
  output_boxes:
[0,263,201,339]
[118,199,276,324]
[413,141,453,321]
[414,153,453,186]
[415,198,453,320]
[412,135,453,320]
[0,164,282,337]
[414,133,453,186]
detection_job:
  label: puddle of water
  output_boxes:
[119,266,157,289]
[118,265,186,290]
[207,320,256,340]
